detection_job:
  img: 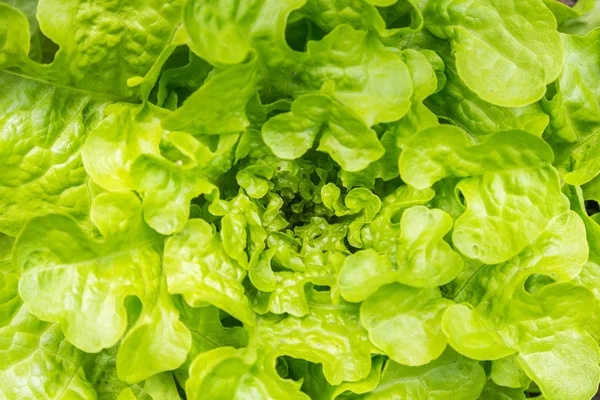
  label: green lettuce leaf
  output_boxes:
[0,272,97,399]
[163,218,255,325]
[542,29,600,185]
[0,72,107,237]
[14,192,191,383]
[360,283,452,366]
[360,348,485,399]
[422,0,563,107]
[287,356,384,400]
[400,126,568,263]
[186,347,309,400]
[254,291,375,385]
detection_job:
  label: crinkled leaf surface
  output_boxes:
[543,29,600,185]
[422,0,563,107]
[14,192,191,383]
[0,72,106,237]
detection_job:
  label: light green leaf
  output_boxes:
[35,0,184,99]
[287,356,384,400]
[83,103,164,192]
[0,72,106,237]
[447,209,589,305]
[299,0,386,34]
[164,219,255,325]
[361,283,452,366]
[83,345,153,400]
[144,373,181,400]
[3,0,51,63]
[567,186,600,341]
[518,332,600,400]
[255,291,375,385]
[359,185,435,255]
[543,0,594,25]
[338,131,400,190]
[399,126,554,189]
[131,134,237,235]
[400,126,566,264]
[542,29,600,185]
[0,273,96,400]
[338,249,394,303]
[0,3,31,68]
[208,192,270,270]
[422,37,549,137]
[186,347,309,400]
[422,0,563,107]
[262,93,385,171]
[156,51,212,108]
[0,234,14,272]
[292,24,413,125]
[184,0,304,66]
[161,57,261,135]
[174,303,248,384]
[490,355,532,389]
[249,264,336,317]
[15,192,191,383]
[387,47,440,148]
[339,206,462,302]
[362,348,486,399]
[453,167,568,264]
[394,206,463,287]
[443,267,600,400]
[479,381,526,400]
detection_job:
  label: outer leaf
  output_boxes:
[399,126,554,189]
[0,72,106,236]
[543,0,594,25]
[0,3,30,68]
[186,347,309,400]
[387,47,440,149]
[287,356,384,400]
[400,126,566,264]
[175,303,248,384]
[490,355,532,389]
[83,345,171,400]
[163,219,255,325]
[362,348,486,399]
[422,0,563,107]
[518,332,600,400]
[0,273,96,400]
[479,381,526,400]
[15,192,191,383]
[35,0,184,99]
[3,0,50,63]
[542,29,600,185]
[255,291,375,385]
[453,167,568,264]
[421,36,549,137]
[184,0,304,66]
[292,24,413,125]
[161,57,261,135]
[443,269,600,400]
[361,283,452,366]
[83,103,164,192]
[568,186,600,341]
